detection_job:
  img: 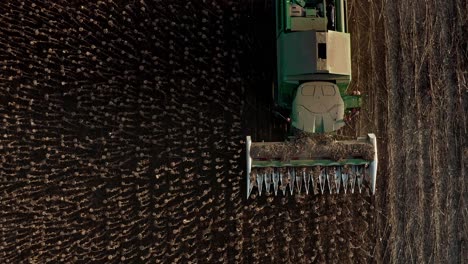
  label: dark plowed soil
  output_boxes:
[0,0,466,263]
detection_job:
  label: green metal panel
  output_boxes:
[278,82,298,109]
[343,95,361,109]
[285,1,291,31]
[336,81,349,95]
[335,0,344,32]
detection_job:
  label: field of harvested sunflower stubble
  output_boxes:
[0,0,466,263]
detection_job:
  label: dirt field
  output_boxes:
[0,0,466,263]
[348,0,467,262]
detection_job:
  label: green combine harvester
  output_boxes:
[246,0,378,198]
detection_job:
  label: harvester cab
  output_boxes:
[246,0,378,198]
